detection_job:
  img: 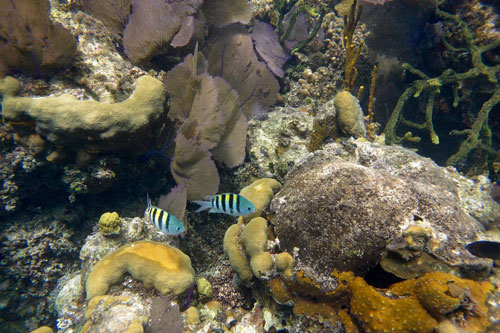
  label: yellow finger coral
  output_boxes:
[223,222,253,282]
[241,217,268,257]
[239,178,282,222]
[275,252,293,278]
[98,212,121,236]
[86,241,194,299]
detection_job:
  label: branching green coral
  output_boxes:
[274,0,326,54]
[384,0,500,167]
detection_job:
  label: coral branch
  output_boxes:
[384,2,500,167]
[342,0,363,92]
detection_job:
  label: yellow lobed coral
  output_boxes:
[241,217,268,257]
[223,221,253,282]
[1,75,167,151]
[275,252,293,278]
[85,241,194,299]
[185,306,201,326]
[333,90,366,138]
[239,178,282,222]
[98,212,121,235]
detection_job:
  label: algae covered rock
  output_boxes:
[271,140,498,278]
[83,294,148,333]
[86,241,195,299]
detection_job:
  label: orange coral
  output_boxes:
[293,297,337,321]
[272,269,493,332]
[270,277,294,305]
[415,271,494,331]
[350,277,438,332]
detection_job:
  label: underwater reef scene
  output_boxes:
[2,0,500,331]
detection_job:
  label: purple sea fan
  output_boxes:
[251,21,289,78]
[123,0,204,64]
[204,24,279,119]
[81,0,132,34]
[0,0,77,77]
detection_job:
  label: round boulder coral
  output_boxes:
[271,141,494,277]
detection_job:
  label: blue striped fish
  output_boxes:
[146,194,185,235]
[193,193,256,216]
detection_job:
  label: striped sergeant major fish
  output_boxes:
[193,193,256,217]
[146,194,185,235]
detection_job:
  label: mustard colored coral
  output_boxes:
[239,178,282,222]
[30,327,53,333]
[86,241,194,299]
[223,221,253,282]
[98,212,121,236]
[241,217,268,257]
[224,179,284,282]
[275,252,293,278]
[1,75,166,151]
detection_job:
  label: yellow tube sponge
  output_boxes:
[86,241,194,299]
[240,178,282,222]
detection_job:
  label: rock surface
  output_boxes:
[270,140,499,278]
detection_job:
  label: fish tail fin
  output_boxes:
[192,200,211,213]
[147,193,151,208]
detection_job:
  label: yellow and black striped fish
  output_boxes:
[146,194,185,235]
[192,193,256,216]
